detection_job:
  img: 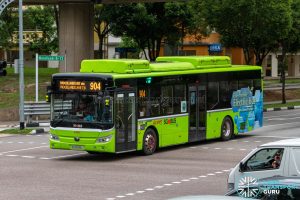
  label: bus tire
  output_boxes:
[87,151,99,154]
[221,116,233,141]
[143,128,157,155]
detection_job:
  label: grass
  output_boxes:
[264,101,300,109]
[0,67,58,109]
[0,128,34,134]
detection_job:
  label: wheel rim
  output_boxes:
[144,133,156,153]
[222,120,231,137]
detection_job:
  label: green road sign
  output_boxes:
[38,55,64,61]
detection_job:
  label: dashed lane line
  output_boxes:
[0,146,48,154]
[189,146,252,151]
[106,168,232,200]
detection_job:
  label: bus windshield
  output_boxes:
[51,92,113,128]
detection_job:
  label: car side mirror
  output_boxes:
[239,162,245,172]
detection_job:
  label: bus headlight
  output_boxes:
[50,134,60,141]
[96,135,112,143]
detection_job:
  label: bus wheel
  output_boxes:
[221,117,233,141]
[143,128,157,155]
[87,151,99,154]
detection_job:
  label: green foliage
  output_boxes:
[105,2,196,61]
[24,6,58,54]
[94,4,111,59]
[200,0,292,66]
[0,8,18,50]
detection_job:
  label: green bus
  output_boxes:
[49,56,263,155]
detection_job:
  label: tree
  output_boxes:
[25,6,58,54]
[276,0,300,103]
[94,4,111,59]
[0,8,18,65]
[200,0,292,66]
[105,2,195,61]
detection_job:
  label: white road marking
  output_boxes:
[41,143,47,145]
[21,156,35,159]
[172,182,181,184]
[264,113,300,119]
[189,147,197,149]
[39,157,51,160]
[6,155,18,157]
[264,122,300,128]
[106,169,231,200]
[267,116,300,121]
[18,142,24,144]
[0,146,48,154]
[255,141,261,143]
[145,188,154,191]
[181,179,190,182]
[243,141,249,143]
[223,169,231,172]
[7,142,13,144]
[214,148,221,150]
[240,149,247,151]
[254,135,298,139]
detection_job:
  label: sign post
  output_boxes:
[35,55,65,103]
[35,53,38,102]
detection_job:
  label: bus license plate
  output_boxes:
[71,145,84,150]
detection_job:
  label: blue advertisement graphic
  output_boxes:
[231,87,263,133]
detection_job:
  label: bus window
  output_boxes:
[238,79,253,89]
[161,85,173,115]
[219,81,231,109]
[149,86,160,116]
[138,87,149,118]
[207,82,219,110]
[174,85,186,114]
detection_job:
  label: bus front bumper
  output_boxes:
[50,139,115,153]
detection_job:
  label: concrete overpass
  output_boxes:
[12,0,171,72]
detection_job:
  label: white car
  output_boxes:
[228,138,300,192]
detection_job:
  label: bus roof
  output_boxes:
[79,56,261,79]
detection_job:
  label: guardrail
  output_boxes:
[24,101,72,124]
[24,101,50,124]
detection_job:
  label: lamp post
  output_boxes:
[19,0,25,129]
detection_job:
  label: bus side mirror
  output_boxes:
[46,85,52,102]
[239,162,246,172]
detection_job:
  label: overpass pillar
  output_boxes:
[59,3,94,72]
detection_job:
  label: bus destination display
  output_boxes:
[59,80,101,92]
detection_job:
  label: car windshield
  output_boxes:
[51,92,113,125]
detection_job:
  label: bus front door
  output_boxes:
[115,91,137,153]
[188,85,206,142]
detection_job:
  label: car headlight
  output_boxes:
[96,135,112,143]
[50,134,59,141]
[228,183,234,192]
